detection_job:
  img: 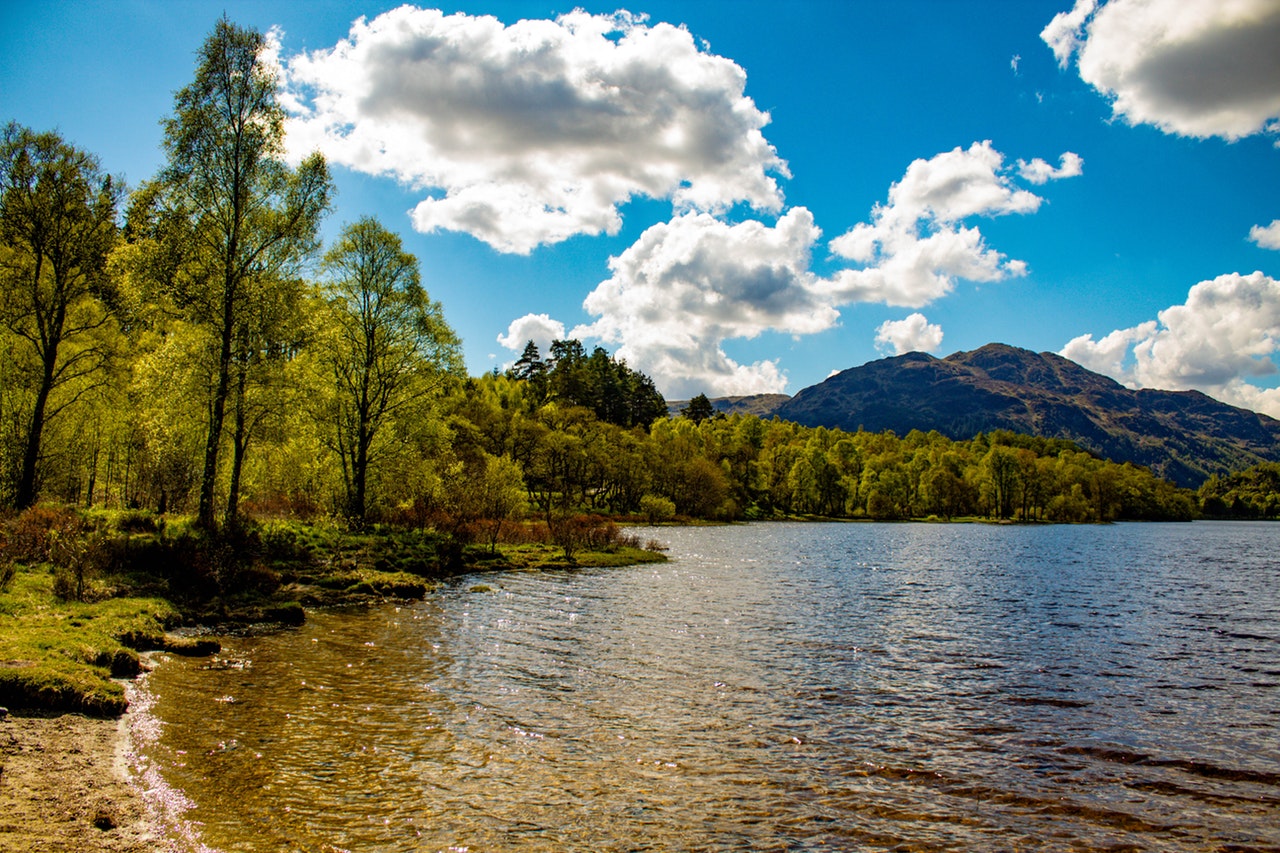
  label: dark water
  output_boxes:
[134,522,1280,851]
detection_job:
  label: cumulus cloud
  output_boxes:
[829,141,1079,307]
[875,313,944,355]
[1042,0,1098,67]
[1042,0,1280,140]
[1250,219,1280,249]
[1018,151,1084,184]
[496,313,566,358]
[494,141,1078,396]
[1060,271,1280,417]
[279,7,787,253]
[1061,322,1158,378]
[568,208,838,398]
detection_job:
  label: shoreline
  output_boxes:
[0,707,160,853]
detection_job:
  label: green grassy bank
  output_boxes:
[0,506,665,717]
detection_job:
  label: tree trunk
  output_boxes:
[350,423,370,525]
[15,344,59,509]
[197,300,235,530]
[225,359,250,528]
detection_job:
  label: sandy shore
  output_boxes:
[0,710,162,853]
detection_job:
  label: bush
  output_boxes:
[548,514,626,561]
[639,494,676,526]
[49,529,114,601]
[0,505,87,564]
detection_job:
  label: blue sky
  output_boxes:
[3,0,1279,412]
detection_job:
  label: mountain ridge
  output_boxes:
[703,344,1280,487]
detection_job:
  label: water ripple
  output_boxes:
[139,521,1280,851]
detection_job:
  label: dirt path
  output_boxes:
[0,711,161,853]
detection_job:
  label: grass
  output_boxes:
[0,566,178,716]
[461,542,667,572]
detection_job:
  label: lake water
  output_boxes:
[131,522,1280,851]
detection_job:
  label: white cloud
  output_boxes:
[1060,271,1280,417]
[496,313,566,359]
[1043,0,1280,140]
[874,313,944,355]
[1249,219,1280,249]
[1042,0,1098,68]
[570,208,837,398]
[1017,151,1084,184]
[829,141,1078,307]
[1061,321,1158,378]
[279,7,786,253]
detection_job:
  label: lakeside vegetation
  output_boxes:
[0,505,661,716]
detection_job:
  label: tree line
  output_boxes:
[1198,462,1280,519]
[0,18,1208,538]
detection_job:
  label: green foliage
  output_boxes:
[0,123,122,509]
[509,339,667,430]
[639,494,676,525]
[1198,462,1280,518]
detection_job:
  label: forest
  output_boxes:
[0,17,1232,545]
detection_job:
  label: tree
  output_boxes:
[156,17,331,528]
[318,217,463,524]
[982,445,1018,519]
[681,393,715,424]
[0,124,121,509]
[509,341,547,383]
[443,453,527,553]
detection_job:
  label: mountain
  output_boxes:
[770,343,1280,487]
[666,394,791,418]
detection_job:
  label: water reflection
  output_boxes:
[139,522,1280,851]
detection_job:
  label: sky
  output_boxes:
[3,0,1279,413]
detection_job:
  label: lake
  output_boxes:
[130,521,1280,851]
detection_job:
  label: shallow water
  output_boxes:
[136,521,1280,851]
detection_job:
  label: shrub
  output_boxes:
[639,494,676,526]
[114,510,163,534]
[0,505,87,564]
[548,514,625,561]
[49,529,114,601]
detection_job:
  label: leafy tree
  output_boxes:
[154,17,332,528]
[0,124,121,508]
[981,445,1018,519]
[443,453,527,552]
[316,217,463,524]
[639,493,676,525]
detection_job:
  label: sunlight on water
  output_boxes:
[135,522,1280,851]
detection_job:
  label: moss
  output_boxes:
[263,601,305,626]
[0,662,127,717]
[311,568,430,600]
[163,635,221,656]
[0,564,177,716]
